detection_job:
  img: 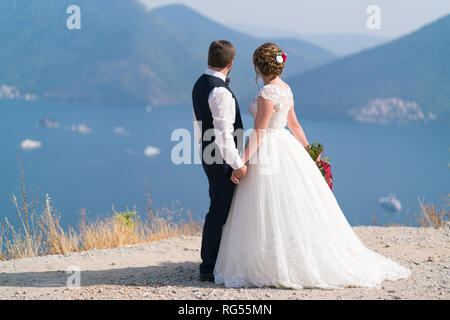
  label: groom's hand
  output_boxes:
[231,165,247,184]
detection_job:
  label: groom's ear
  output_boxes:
[228,60,234,70]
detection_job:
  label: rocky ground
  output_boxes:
[0,224,449,300]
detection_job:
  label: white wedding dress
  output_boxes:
[213,84,411,289]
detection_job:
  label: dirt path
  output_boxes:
[0,224,449,300]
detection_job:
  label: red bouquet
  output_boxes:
[305,142,333,191]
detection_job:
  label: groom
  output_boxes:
[192,40,247,282]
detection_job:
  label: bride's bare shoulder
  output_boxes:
[280,79,291,89]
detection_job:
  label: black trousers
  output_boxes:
[199,163,237,275]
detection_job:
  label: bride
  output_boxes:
[213,42,411,289]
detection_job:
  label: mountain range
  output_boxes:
[0,1,335,106]
[288,14,450,122]
[0,1,448,123]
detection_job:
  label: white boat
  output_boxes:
[379,193,402,212]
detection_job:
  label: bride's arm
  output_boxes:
[241,96,274,164]
[287,104,309,148]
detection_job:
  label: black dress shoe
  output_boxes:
[199,273,215,282]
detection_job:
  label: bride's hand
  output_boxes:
[315,153,321,163]
[230,172,240,184]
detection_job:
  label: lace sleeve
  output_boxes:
[259,86,278,104]
[259,86,279,110]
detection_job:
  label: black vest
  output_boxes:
[192,74,243,169]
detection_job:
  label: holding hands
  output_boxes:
[231,165,247,184]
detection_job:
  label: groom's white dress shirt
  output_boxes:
[193,67,244,170]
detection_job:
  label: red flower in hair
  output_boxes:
[281,52,287,62]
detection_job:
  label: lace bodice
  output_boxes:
[249,84,294,129]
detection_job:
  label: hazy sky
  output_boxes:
[138,0,450,38]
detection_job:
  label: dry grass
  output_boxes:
[371,215,379,226]
[416,194,450,229]
[0,161,202,261]
[76,203,201,252]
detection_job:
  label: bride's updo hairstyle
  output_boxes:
[253,42,286,83]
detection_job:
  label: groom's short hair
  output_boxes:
[208,40,235,69]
